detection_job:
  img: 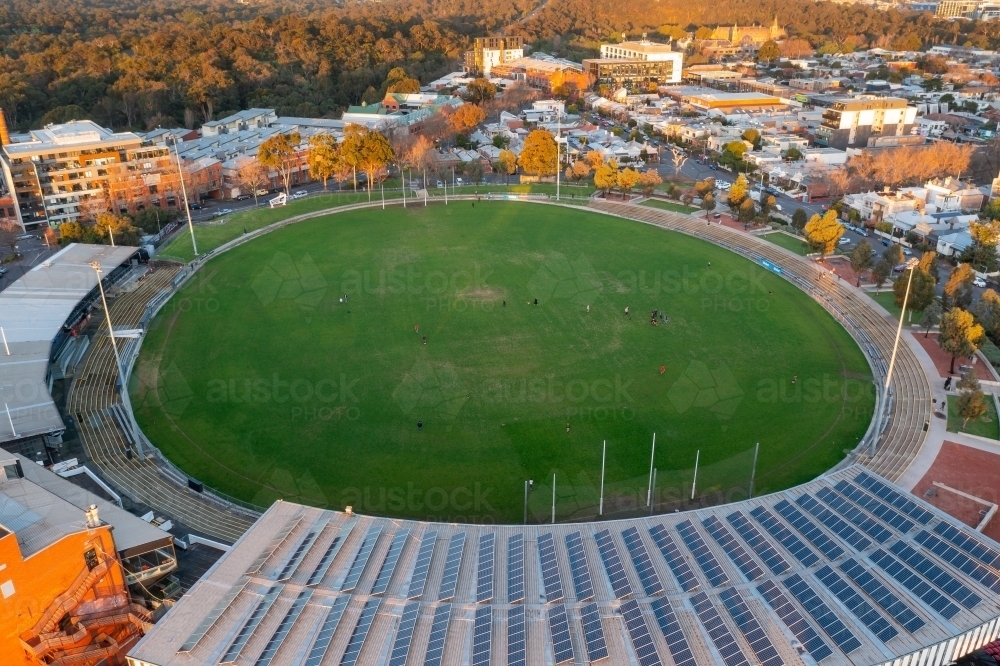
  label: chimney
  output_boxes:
[0,109,10,147]
[85,504,100,528]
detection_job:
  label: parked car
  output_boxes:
[974,277,988,288]
[712,212,722,219]
[902,248,913,256]
[291,190,308,199]
[893,264,908,273]
[436,180,444,188]
[255,188,269,196]
[188,202,202,210]
[215,208,234,217]
[838,237,851,245]
[0,267,8,277]
[456,177,464,186]
[236,194,251,201]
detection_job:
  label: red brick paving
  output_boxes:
[912,441,1000,543]
[915,333,997,381]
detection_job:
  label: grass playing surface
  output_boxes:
[133,202,875,522]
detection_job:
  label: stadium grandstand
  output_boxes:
[0,243,137,458]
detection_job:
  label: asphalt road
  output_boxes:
[0,234,59,292]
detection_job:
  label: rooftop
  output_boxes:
[4,120,142,154]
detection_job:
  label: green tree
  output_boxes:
[850,240,874,278]
[791,208,808,231]
[258,132,301,195]
[956,372,987,428]
[960,221,1000,273]
[803,210,844,259]
[307,134,341,191]
[497,149,518,184]
[784,147,803,161]
[701,193,716,211]
[975,289,1000,339]
[872,258,892,293]
[518,129,558,177]
[944,263,976,310]
[758,40,781,62]
[883,244,904,267]
[466,160,485,184]
[727,174,748,211]
[465,78,497,105]
[893,265,936,312]
[939,307,985,374]
[921,300,943,337]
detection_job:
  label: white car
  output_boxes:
[291,190,308,199]
[838,237,851,245]
[974,277,987,288]
[902,248,913,256]
[215,208,234,217]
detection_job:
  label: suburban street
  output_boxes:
[0,234,59,292]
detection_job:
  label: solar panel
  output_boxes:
[477,533,496,603]
[718,588,784,666]
[726,511,790,575]
[934,522,1000,569]
[648,524,700,592]
[254,588,313,666]
[372,529,410,595]
[548,605,575,664]
[508,533,525,603]
[340,525,383,592]
[308,522,357,587]
[472,606,492,666]
[757,580,832,661]
[773,499,845,560]
[854,471,933,524]
[219,584,284,664]
[650,598,696,666]
[834,480,915,533]
[408,530,438,599]
[814,565,898,643]
[622,526,664,596]
[839,559,925,632]
[246,516,303,575]
[703,515,765,581]
[580,602,610,662]
[889,540,981,609]
[689,592,751,666]
[508,604,526,666]
[178,577,249,652]
[387,602,419,666]
[566,531,596,601]
[677,520,729,587]
[277,514,331,581]
[424,603,452,666]
[303,596,351,666]
[595,529,635,599]
[795,495,871,552]
[917,529,1000,593]
[869,548,960,620]
[749,506,819,567]
[620,599,663,666]
[783,574,862,654]
[816,487,893,544]
[340,598,380,666]
[438,532,466,601]
[538,533,564,603]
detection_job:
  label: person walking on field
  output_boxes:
[625,306,630,320]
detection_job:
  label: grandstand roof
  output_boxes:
[128,465,1000,666]
[0,243,136,443]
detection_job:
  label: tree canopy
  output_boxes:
[518,129,558,177]
[803,210,844,258]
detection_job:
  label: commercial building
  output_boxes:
[464,36,524,76]
[814,96,918,149]
[0,120,183,229]
[936,0,981,17]
[584,38,683,89]
[664,88,786,111]
[1,446,176,666]
[491,54,591,93]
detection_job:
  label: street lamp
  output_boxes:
[523,478,534,524]
[870,256,920,457]
[172,137,199,257]
[91,261,145,460]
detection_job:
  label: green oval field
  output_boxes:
[132,202,875,523]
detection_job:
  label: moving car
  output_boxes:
[838,237,851,245]
[236,194,251,201]
[215,208,234,217]
[255,188,269,196]
[974,277,988,288]
[291,190,308,199]
[188,202,203,210]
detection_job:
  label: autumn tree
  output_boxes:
[617,167,639,195]
[957,372,988,428]
[465,78,497,105]
[727,174,748,211]
[594,160,619,195]
[258,132,302,195]
[781,38,815,58]
[975,289,1000,339]
[944,263,976,310]
[738,198,756,224]
[307,134,341,191]
[637,170,662,196]
[94,212,140,246]
[235,158,270,205]
[385,67,420,94]
[758,41,780,62]
[497,149,518,184]
[701,193,716,212]
[450,104,487,135]
[518,129,558,177]
[939,307,985,374]
[568,161,591,182]
[804,210,844,259]
[961,220,1000,273]
[342,125,394,199]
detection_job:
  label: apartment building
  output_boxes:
[584,38,683,89]
[464,36,524,76]
[814,96,918,149]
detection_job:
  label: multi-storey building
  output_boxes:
[584,38,683,90]
[464,36,524,76]
[0,120,189,229]
[814,97,918,149]
[936,0,981,17]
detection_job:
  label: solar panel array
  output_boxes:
[438,532,466,601]
[677,520,729,587]
[816,486,893,543]
[869,548,961,620]
[783,574,862,654]
[649,523,700,592]
[854,472,934,524]
[178,577,249,652]
[407,530,437,599]
[889,540,981,609]
[757,580,832,661]
[749,506,819,567]
[387,602,419,666]
[933,521,1000,569]
[622,526,663,596]
[476,533,496,603]
[773,499,845,560]
[689,591,750,666]
[834,480,915,533]
[537,532,564,603]
[308,522,356,587]
[372,529,409,595]
[253,588,312,666]
[277,516,328,581]
[726,511,789,575]
[303,596,351,666]
[547,605,574,664]
[650,597,697,666]
[508,533,525,603]
[340,598,380,666]
[580,602,610,661]
[566,531,596,601]
[219,584,284,664]
[795,494,872,552]
[508,604,526,666]
[424,603,452,666]
[703,515,765,581]
[620,599,662,666]
[719,588,784,666]
[839,558,925,632]
[917,529,1000,593]
[341,525,383,592]
[814,565,899,643]
[472,606,492,666]
[594,529,634,599]
[246,516,302,575]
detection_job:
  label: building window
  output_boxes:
[84,549,99,571]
